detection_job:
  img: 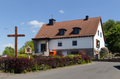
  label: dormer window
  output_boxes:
[60,30,64,35]
[73,27,81,34]
[58,29,67,35]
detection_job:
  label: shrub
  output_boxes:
[101,53,110,58]
[18,54,34,59]
[18,54,27,58]
[0,54,91,73]
[78,50,86,56]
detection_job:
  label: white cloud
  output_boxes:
[20,22,25,25]
[2,43,14,48]
[32,30,37,33]
[59,10,64,13]
[28,20,44,29]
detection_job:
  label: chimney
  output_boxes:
[49,18,56,25]
[85,15,89,20]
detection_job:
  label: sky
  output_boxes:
[0,0,120,55]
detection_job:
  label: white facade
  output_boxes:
[48,37,93,51]
[94,21,105,50]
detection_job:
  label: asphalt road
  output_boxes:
[0,62,120,79]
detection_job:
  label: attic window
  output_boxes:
[58,29,66,35]
[98,30,99,36]
[73,27,81,34]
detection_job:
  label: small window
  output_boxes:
[72,41,77,46]
[70,27,81,34]
[58,42,62,46]
[58,29,66,35]
[98,30,99,36]
[60,30,64,35]
[74,29,79,34]
[96,39,100,48]
[100,32,102,37]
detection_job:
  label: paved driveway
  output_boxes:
[0,62,120,79]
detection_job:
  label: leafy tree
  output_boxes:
[103,20,120,53]
[18,40,34,54]
[2,47,14,57]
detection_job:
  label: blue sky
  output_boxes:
[0,0,120,55]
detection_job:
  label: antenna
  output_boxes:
[51,15,53,19]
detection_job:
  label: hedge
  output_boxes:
[0,55,91,73]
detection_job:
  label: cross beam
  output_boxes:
[7,26,25,59]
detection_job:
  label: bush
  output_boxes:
[0,54,91,73]
[101,53,110,58]
[78,50,86,56]
[18,54,34,59]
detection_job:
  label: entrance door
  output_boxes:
[41,44,46,52]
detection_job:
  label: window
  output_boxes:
[96,39,100,48]
[74,29,79,34]
[72,41,77,46]
[58,42,62,46]
[100,32,102,37]
[98,30,99,36]
[59,30,64,35]
[58,29,66,35]
[73,27,81,34]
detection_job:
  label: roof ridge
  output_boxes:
[43,16,101,24]
[56,16,101,23]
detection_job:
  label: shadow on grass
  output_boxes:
[114,66,120,70]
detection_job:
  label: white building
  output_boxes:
[32,16,105,58]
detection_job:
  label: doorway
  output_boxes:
[41,44,46,52]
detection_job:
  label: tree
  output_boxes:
[103,20,120,53]
[2,47,14,57]
[18,40,34,54]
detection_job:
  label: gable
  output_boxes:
[94,20,105,49]
[33,17,101,39]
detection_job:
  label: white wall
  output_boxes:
[94,21,105,50]
[37,40,46,53]
[48,37,93,51]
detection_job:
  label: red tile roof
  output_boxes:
[32,17,103,39]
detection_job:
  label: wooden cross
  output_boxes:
[7,26,25,59]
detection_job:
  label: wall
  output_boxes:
[37,40,46,53]
[36,40,49,56]
[48,37,93,51]
[94,21,105,50]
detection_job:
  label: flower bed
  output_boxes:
[0,55,91,73]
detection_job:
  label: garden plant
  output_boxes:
[0,51,91,73]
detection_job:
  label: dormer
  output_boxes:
[72,27,81,34]
[57,29,67,35]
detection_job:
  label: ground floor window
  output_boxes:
[58,42,62,46]
[72,41,77,46]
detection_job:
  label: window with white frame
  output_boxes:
[100,32,102,37]
[58,42,62,46]
[98,30,99,36]
[72,41,77,46]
